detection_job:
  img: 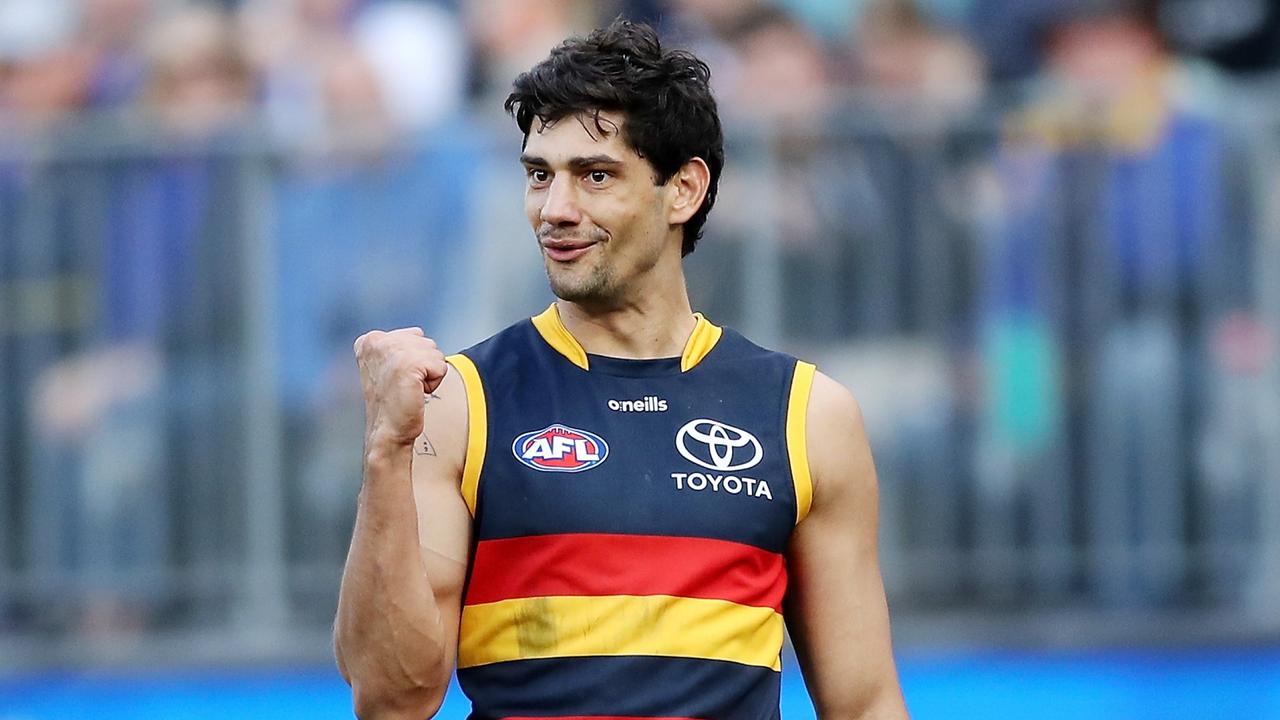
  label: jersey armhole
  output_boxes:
[786,360,817,525]
[446,353,487,517]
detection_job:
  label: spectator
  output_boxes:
[29,3,257,636]
[647,0,768,101]
[720,4,834,128]
[842,0,988,599]
[1159,0,1280,74]
[696,5,850,337]
[776,0,975,42]
[144,4,254,136]
[352,0,467,132]
[986,0,1256,604]
[0,0,75,113]
[265,0,478,573]
[965,0,1052,82]
[659,0,769,42]
[5,0,153,118]
[464,0,595,111]
[239,0,389,150]
[850,0,985,118]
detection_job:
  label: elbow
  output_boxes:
[351,681,446,720]
[333,612,452,718]
[817,686,909,720]
[337,637,451,720]
[334,628,351,685]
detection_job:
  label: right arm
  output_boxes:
[335,328,474,719]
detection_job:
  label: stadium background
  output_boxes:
[2,0,1280,716]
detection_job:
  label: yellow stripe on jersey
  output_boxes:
[531,303,590,370]
[446,353,487,516]
[680,313,723,372]
[458,594,783,671]
[787,361,817,524]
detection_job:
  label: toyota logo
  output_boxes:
[675,419,763,472]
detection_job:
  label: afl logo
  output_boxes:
[676,419,763,472]
[513,424,609,473]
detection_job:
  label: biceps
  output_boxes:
[414,468,471,567]
[787,516,890,640]
[410,368,473,571]
[410,408,472,639]
[785,513,896,710]
[412,471,471,656]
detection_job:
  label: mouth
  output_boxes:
[540,238,599,263]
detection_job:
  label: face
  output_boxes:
[1050,17,1159,101]
[521,111,676,306]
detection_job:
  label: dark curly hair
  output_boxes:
[505,19,725,256]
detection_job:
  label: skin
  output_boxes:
[336,329,469,719]
[789,371,910,718]
[336,110,909,719]
[519,111,707,356]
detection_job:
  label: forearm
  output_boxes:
[335,443,451,717]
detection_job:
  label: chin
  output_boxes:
[550,283,605,304]
[547,270,616,305]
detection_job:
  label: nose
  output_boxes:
[539,173,582,226]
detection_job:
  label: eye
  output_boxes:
[587,170,611,184]
[527,168,550,185]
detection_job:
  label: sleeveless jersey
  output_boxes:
[446,303,817,720]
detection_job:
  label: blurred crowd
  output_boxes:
[3,0,1280,644]
[0,0,1277,134]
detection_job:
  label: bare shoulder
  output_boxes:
[804,370,875,508]
[807,370,864,430]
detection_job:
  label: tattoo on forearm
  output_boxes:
[416,392,441,456]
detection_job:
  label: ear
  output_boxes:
[666,157,711,227]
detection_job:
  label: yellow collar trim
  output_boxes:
[531,303,590,370]
[681,313,722,372]
[530,303,722,373]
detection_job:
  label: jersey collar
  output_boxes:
[531,303,722,373]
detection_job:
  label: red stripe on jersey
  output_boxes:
[464,533,786,611]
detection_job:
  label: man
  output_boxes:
[335,19,908,720]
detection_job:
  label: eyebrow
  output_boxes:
[519,153,625,170]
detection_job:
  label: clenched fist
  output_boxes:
[354,327,448,449]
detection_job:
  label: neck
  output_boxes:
[556,285,697,361]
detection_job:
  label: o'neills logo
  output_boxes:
[607,396,668,412]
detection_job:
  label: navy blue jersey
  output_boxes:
[446,303,816,720]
